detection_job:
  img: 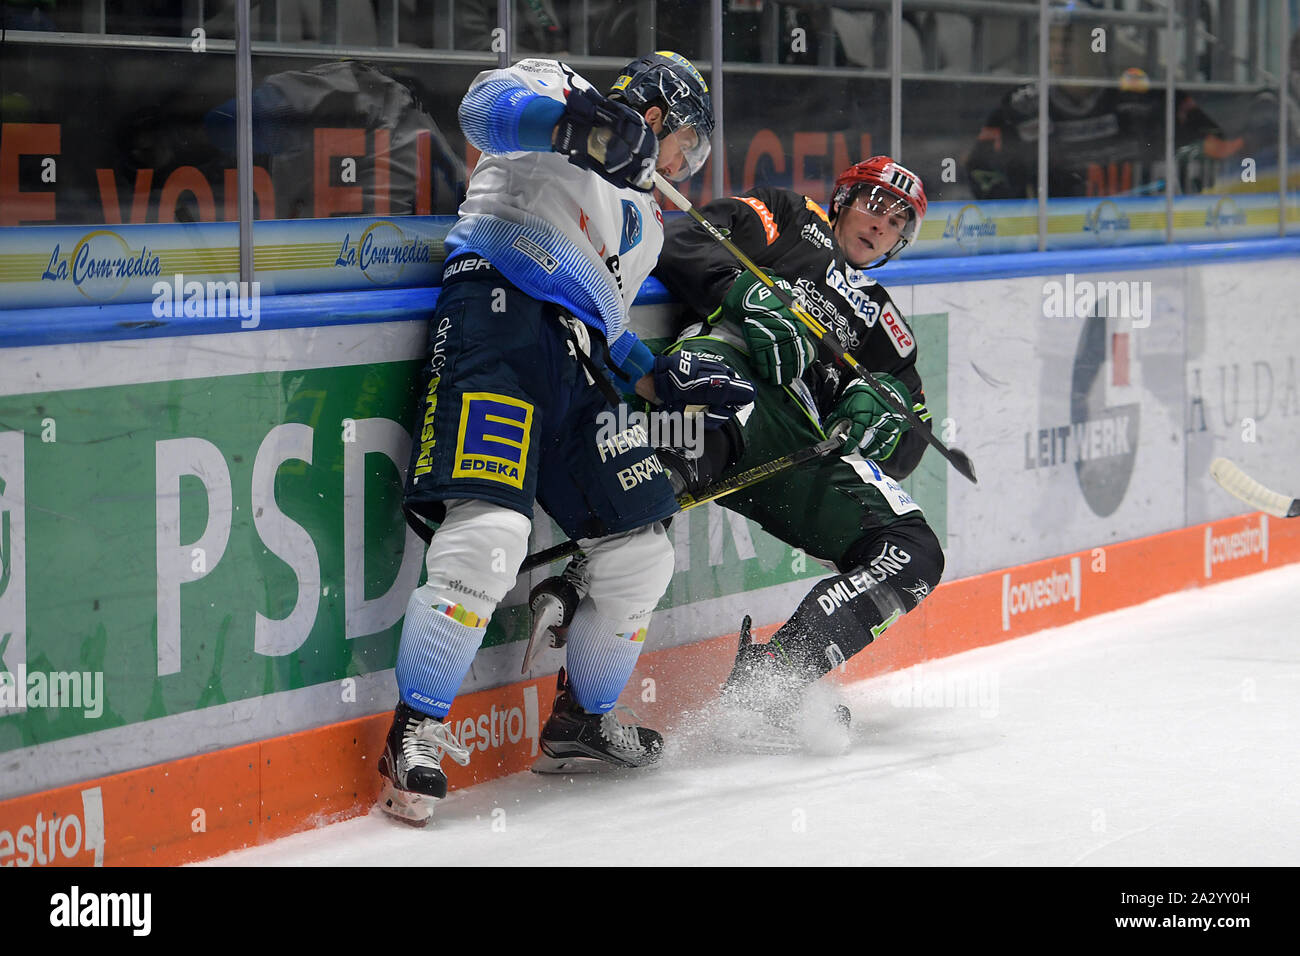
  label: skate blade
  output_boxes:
[709,706,845,756]
[377,780,438,826]
[521,594,565,673]
[530,752,657,774]
[712,728,803,755]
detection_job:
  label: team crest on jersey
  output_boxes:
[620,200,643,254]
[453,392,533,489]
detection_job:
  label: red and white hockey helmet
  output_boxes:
[831,156,928,266]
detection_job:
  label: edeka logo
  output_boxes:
[1204,515,1268,579]
[0,432,25,719]
[1023,312,1141,517]
[1205,196,1248,235]
[40,231,161,303]
[941,204,997,251]
[1001,557,1082,631]
[452,393,533,490]
[1082,199,1132,244]
[447,685,541,760]
[333,220,434,285]
[0,787,106,866]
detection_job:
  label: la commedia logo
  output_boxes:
[1082,199,1131,243]
[40,231,162,303]
[941,204,996,250]
[334,220,435,284]
[1205,196,1247,233]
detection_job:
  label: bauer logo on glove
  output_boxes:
[652,351,756,429]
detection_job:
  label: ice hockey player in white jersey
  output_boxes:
[378,52,754,824]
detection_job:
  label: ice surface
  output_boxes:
[202,563,1300,866]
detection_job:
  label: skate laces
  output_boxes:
[561,552,591,598]
[403,714,473,767]
[599,709,645,754]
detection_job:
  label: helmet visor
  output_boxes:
[660,123,711,181]
[844,185,919,245]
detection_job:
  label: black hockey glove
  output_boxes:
[552,85,658,192]
[652,351,756,430]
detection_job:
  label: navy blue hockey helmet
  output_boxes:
[610,51,713,180]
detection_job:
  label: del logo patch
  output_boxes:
[453,393,533,489]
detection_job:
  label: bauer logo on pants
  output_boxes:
[453,393,533,490]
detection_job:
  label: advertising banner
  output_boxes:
[934,267,1188,578]
[0,217,450,309]
[0,307,948,792]
[1184,260,1300,525]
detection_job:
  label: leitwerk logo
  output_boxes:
[1022,311,1142,516]
[1072,311,1140,516]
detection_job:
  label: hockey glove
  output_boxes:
[828,373,912,461]
[652,351,756,430]
[721,270,817,386]
[552,85,658,192]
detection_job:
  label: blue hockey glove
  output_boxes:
[828,373,912,461]
[653,351,756,429]
[552,85,658,192]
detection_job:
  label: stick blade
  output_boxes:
[947,447,978,484]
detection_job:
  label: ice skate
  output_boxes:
[532,669,664,773]
[520,573,582,673]
[714,616,851,755]
[377,701,472,825]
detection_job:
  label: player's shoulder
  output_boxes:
[488,57,585,93]
[741,186,813,223]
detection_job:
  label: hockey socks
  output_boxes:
[769,565,917,681]
[395,591,489,718]
[562,600,647,714]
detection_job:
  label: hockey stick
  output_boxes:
[653,172,977,485]
[518,428,849,574]
[1209,458,1300,518]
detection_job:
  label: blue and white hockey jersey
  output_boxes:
[447,58,663,382]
